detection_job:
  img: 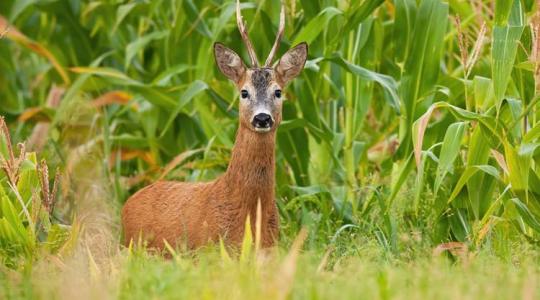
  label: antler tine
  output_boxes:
[236,0,259,67]
[264,0,285,67]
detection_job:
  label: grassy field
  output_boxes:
[3,242,540,299]
[2,0,540,299]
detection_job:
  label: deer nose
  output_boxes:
[252,113,273,130]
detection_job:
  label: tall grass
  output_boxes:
[1,0,540,298]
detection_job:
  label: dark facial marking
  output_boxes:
[251,68,272,101]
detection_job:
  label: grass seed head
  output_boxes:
[37,159,61,215]
[530,14,540,92]
[0,116,26,185]
[466,22,487,77]
[454,16,469,75]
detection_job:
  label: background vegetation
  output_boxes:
[2,0,540,298]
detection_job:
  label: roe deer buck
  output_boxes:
[121,0,308,250]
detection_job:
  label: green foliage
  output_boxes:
[0,119,78,268]
[2,0,540,283]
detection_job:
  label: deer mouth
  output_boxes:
[254,126,272,133]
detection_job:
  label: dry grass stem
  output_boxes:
[316,245,334,274]
[255,198,262,254]
[272,228,308,300]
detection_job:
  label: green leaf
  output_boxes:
[183,0,213,39]
[325,55,400,114]
[151,64,194,86]
[388,154,415,206]
[70,66,140,85]
[393,0,416,64]
[125,31,169,68]
[412,102,506,168]
[400,0,448,119]
[293,7,343,45]
[9,0,37,21]
[397,0,448,156]
[0,195,34,255]
[113,3,138,33]
[495,0,514,25]
[511,198,540,233]
[16,152,38,210]
[342,0,385,35]
[473,76,495,112]
[160,80,208,137]
[434,122,467,193]
[466,125,494,218]
[491,0,524,107]
[504,142,539,192]
[524,123,540,143]
[239,215,253,264]
[448,165,500,204]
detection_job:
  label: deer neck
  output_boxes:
[222,124,276,205]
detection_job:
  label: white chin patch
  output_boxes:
[254,127,271,133]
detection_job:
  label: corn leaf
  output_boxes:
[434,122,467,193]
[491,0,524,108]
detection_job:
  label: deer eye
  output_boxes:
[241,90,249,99]
[275,89,282,98]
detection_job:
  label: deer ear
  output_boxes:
[275,42,308,84]
[214,43,247,84]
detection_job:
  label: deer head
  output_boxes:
[214,0,308,133]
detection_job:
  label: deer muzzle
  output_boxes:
[252,113,274,132]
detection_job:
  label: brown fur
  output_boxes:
[122,124,279,250]
[121,42,307,251]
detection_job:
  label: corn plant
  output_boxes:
[2,0,540,255]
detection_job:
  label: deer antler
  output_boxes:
[264,0,285,67]
[236,0,259,67]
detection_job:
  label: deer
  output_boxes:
[121,0,308,251]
